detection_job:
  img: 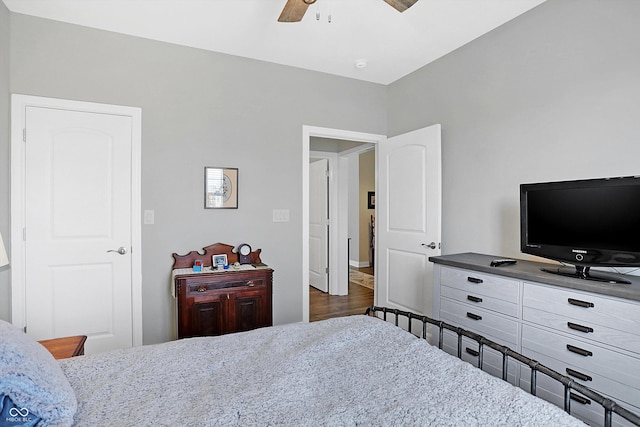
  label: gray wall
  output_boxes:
[388,0,640,260]
[0,2,10,320]
[5,13,387,343]
[6,0,640,342]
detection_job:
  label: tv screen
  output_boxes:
[520,176,640,282]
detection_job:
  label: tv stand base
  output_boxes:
[541,266,631,285]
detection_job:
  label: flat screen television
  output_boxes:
[520,176,640,284]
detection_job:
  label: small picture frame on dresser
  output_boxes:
[212,254,228,269]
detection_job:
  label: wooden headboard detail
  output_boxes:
[171,243,262,269]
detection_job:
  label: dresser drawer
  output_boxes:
[441,285,519,317]
[440,298,519,346]
[442,334,518,385]
[523,305,640,355]
[520,345,640,415]
[440,266,519,304]
[519,365,640,427]
[523,283,640,352]
[185,277,266,296]
[521,324,640,406]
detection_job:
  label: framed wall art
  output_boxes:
[205,167,238,209]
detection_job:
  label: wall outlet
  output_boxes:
[272,209,290,223]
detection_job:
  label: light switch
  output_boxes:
[144,210,155,225]
[272,209,290,223]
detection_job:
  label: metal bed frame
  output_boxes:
[365,306,640,427]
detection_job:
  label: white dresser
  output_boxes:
[431,253,640,427]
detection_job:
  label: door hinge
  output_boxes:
[23,227,26,241]
[325,267,329,274]
[23,128,26,142]
[23,326,27,333]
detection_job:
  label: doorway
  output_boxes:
[303,124,442,323]
[302,126,385,322]
[309,147,375,321]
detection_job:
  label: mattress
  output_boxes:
[60,315,585,426]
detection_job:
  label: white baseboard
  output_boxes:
[349,260,370,268]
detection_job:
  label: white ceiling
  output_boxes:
[3,0,546,85]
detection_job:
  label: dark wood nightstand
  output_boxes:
[38,335,87,360]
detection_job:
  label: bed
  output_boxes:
[1,308,639,427]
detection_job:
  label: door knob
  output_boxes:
[107,247,128,255]
[422,242,437,250]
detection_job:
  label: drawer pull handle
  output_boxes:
[566,368,592,382]
[465,347,479,357]
[196,285,207,293]
[567,322,593,334]
[247,281,255,287]
[466,312,482,321]
[567,344,592,357]
[467,295,483,303]
[568,298,594,308]
[467,277,483,284]
[570,392,591,406]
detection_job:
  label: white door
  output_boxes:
[22,105,135,354]
[309,158,329,292]
[376,124,441,317]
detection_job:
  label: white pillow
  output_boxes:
[0,319,77,426]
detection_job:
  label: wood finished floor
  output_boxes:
[309,267,374,322]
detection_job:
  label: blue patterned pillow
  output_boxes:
[0,320,76,426]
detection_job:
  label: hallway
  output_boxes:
[309,267,374,322]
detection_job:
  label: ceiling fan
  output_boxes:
[278,0,418,22]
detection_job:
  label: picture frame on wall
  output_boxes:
[205,167,238,209]
[368,191,375,209]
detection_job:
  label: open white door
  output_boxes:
[309,158,329,292]
[376,124,441,317]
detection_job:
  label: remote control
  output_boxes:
[490,259,517,267]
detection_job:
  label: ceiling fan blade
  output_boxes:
[384,0,418,13]
[278,0,312,23]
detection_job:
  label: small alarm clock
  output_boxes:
[238,243,252,264]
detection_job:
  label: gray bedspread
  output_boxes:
[60,315,584,426]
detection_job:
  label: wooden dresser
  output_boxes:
[172,243,273,339]
[39,335,87,360]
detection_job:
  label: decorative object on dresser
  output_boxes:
[237,243,252,264]
[430,252,640,427]
[172,243,273,339]
[38,336,87,360]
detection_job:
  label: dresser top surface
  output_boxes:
[430,253,640,302]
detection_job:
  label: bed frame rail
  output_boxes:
[365,305,640,427]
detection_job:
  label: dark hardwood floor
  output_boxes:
[309,268,374,322]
